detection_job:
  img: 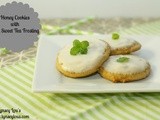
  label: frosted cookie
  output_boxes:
[99,55,150,82]
[105,33,141,55]
[56,39,110,78]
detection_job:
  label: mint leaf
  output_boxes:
[73,39,81,47]
[70,46,80,55]
[112,33,119,40]
[81,41,89,48]
[80,48,88,54]
[117,57,129,63]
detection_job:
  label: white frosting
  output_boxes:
[102,55,149,74]
[58,39,108,73]
[105,36,136,50]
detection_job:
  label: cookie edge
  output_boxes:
[111,41,141,55]
[98,63,151,83]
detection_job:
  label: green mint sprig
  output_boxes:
[117,57,129,63]
[112,33,120,40]
[70,40,89,55]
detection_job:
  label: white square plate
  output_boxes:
[33,34,160,93]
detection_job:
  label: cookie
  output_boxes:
[56,39,110,78]
[105,35,141,55]
[99,55,150,82]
